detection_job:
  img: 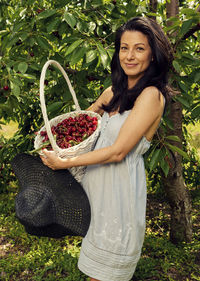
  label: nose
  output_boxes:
[127,49,134,60]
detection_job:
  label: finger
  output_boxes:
[42,149,49,156]
[40,155,46,161]
[40,155,49,166]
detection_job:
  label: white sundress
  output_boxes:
[78,110,151,281]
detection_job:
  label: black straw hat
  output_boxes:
[11,153,90,238]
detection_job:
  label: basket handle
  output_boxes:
[40,60,81,152]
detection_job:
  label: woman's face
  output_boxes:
[119,30,152,87]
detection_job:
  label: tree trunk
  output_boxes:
[162,98,192,243]
[149,0,158,20]
[163,0,193,243]
[166,0,179,18]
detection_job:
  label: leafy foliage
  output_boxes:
[0,0,200,191]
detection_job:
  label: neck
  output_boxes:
[128,74,143,89]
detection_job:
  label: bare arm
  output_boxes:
[41,87,164,170]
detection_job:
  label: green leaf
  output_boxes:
[59,21,68,35]
[18,62,28,74]
[29,37,35,47]
[181,8,197,17]
[65,39,83,56]
[46,18,60,33]
[47,101,63,114]
[10,82,20,97]
[92,0,103,7]
[194,72,200,83]
[165,143,190,160]
[20,32,28,41]
[70,47,87,64]
[0,104,11,111]
[175,95,190,108]
[77,21,85,33]
[107,48,115,60]
[191,106,200,119]
[163,117,174,130]
[149,149,161,172]
[178,81,188,93]
[180,19,193,36]
[64,12,76,28]
[165,135,181,142]
[160,157,170,177]
[86,50,97,63]
[63,88,72,102]
[13,22,26,32]
[6,36,19,49]
[37,9,57,19]
[103,77,112,89]
[181,53,199,66]
[36,36,52,50]
[23,74,36,80]
[10,77,21,87]
[0,30,9,36]
[29,63,40,71]
[88,22,96,32]
[78,97,90,108]
[96,42,109,69]
[172,60,181,73]
[79,86,95,98]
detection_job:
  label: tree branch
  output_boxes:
[182,23,200,40]
[174,6,200,48]
[173,22,200,50]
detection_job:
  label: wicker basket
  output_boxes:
[34,60,101,182]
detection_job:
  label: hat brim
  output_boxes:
[11,153,90,238]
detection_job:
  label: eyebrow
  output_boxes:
[120,42,145,46]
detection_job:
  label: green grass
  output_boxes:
[0,121,200,280]
[0,186,199,281]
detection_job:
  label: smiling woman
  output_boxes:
[119,30,152,88]
[12,16,173,281]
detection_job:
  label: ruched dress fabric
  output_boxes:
[78,110,151,281]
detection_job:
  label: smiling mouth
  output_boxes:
[125,63,138,67]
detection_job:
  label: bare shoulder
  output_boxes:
[101,86,113,103]
[136,86,163,102]
[135,86,165,115]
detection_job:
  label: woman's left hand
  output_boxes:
[40,149,65,170]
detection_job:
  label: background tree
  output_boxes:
[165,0,200,243]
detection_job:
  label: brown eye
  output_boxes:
[137,47,144,51]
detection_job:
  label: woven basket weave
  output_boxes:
[34,60,101,182]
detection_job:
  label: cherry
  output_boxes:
[3,85,9,91]
[30,52,34,57]
[40,114,98,150]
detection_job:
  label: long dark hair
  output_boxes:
[102,16,173,114]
